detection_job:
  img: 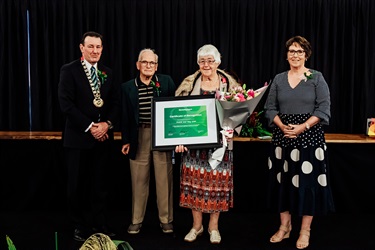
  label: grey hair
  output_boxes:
[197,44,221,64]
[138,48,158,62]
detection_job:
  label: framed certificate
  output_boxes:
[151,95,221,150]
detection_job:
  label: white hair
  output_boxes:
[197,44,221,64]
[138,48,158,62]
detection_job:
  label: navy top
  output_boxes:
[264,70,331,127]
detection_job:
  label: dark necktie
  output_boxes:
[90,66,99,89]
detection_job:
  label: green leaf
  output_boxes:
[239,110,271,138]
[112,240,126,246]
[6,235,16,250]
[112,240,134,250]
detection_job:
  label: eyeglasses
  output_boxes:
[288,50,305,56]
[139,60,157,67]
[198,59,215,65]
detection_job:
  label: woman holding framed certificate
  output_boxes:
[175,44,240,244]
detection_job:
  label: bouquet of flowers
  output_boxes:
[208,82,269,168]
[215,83,269,132]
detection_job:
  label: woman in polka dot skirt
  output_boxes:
[264,36,335,249]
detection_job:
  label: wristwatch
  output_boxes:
[106,120,113,129]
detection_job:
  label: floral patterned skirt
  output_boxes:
[267,113,335,216]
[179,148,234,213]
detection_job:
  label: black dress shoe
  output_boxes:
[73,228,87,242]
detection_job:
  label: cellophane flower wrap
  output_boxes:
[216,83,269,133]
[208,83,269,168]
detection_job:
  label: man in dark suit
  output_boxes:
[121,48,176,234]
[58,31,120,242]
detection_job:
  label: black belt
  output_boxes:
[139,123,151,128]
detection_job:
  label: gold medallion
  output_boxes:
[93,98,104,107]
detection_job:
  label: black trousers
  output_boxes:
[64,141,112,231]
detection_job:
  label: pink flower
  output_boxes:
[247,89,255,99]
[237,93,246,102]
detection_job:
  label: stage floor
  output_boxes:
[1,208,374,250]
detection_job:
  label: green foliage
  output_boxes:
[239,110,272,138]
[113,240,134,250]
[6,235,16,250]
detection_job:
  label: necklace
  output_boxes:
[201,74,220,91]
[81,60,103,107]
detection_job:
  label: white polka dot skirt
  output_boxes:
[267,113,335,216]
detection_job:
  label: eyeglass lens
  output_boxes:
[199,59,215,65]
[288,50,304,56]
[140,60,157,66]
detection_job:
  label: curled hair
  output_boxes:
[286,36,312,59]
[197,44,221,64]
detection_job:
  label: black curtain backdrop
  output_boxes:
[0,0,29,130]
[0,0,374,132]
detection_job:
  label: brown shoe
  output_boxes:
[127,223,142,234]
[160,223,174,233]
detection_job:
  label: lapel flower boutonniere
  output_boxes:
[302,70,314,82]
[150,80,161,96]
[97,70,108,84]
